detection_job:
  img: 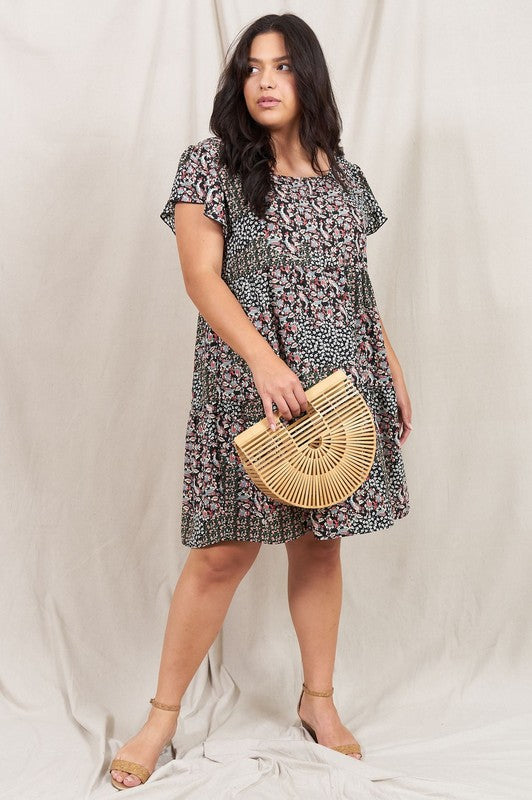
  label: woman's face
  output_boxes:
[243,31,300,132]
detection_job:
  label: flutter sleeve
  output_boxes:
[352,163,388,235]
[160,139,228,237]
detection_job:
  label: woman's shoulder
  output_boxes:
[335,153,363,181]
[180,135,223,164]
[175,136,229,189]
[336,155,382,195]
[336,155,388,234]
[160,136,228,236]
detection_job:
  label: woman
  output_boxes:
[109,12,412,790]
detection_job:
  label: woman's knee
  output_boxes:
[191,540,261,581]
[285,531,341,566]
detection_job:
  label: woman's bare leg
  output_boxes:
[111,540,262,787]
[285,531,361,758]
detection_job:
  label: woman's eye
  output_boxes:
[246,63,291,73]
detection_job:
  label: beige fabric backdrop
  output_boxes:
[1,1,531,798]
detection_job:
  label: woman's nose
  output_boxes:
[260,71,275,88]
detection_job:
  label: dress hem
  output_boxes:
[181,504,410,548]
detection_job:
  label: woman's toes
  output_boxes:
[123,773,141,786]
[111,769,141,786]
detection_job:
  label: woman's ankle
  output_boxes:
[145,706,179,735]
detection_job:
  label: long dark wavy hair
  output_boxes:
[209,13,349,218]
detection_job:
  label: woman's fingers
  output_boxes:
[262,394,298,430]
[251,354,309,431]
[261,385,309,431]
[397,406,413,446]
[273,387,308,421]
[262,397,279,431]
[294,384,309,414]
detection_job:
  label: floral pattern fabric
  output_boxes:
[161,136,410,547]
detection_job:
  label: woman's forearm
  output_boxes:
[379,313,403,378]
[186,272,276,369]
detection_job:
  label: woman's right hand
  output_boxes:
[249,352,308,431]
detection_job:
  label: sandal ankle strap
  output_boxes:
[149,697,181,711]
[302,681,334,697]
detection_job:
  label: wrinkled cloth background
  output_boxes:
[1,1,531,799]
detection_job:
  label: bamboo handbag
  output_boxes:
[233,368,376,509]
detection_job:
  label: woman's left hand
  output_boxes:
[391,370,413,447]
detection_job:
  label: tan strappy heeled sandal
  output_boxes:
[109,698,179,791]
[297,682,362,758]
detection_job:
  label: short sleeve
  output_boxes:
[160,138,228,237]
[351,163,388,235]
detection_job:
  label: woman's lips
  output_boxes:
[258,99,280,107]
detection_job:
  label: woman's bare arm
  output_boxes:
[174,203,308,428]
[174,203,274,367]
[378,312,413,444]
[378,314,403,379]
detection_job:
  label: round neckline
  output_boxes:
[271,169,332,181]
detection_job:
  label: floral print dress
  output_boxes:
[161,136,410,548]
